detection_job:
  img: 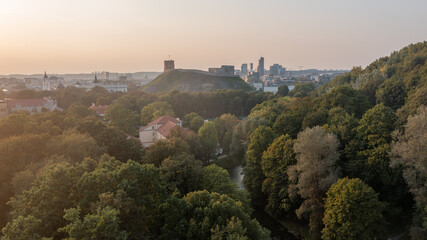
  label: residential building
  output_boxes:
[89,104,108,117]
[253,82,263,91]
[208,65,235,76]
[73,74,128,92]
[139,115,181,147]
[5,97,61,114]
[263,85,279,94]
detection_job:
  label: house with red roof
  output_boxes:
[139,115,181,147]
[89,104,108,117]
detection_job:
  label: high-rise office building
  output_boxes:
[241,63,248,75]
[269,64,284,76]
[250,63,253,72]
[257,57,264,76]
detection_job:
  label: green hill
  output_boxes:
[141,69,254,93]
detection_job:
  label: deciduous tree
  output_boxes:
[287,126,339,236]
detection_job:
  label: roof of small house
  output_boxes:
[6,98,48,108]
[157,120,179,137]
[89,105,108,115]
[139,115,180,131]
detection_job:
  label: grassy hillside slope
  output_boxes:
[141,69,253,93]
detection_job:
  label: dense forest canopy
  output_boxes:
[0,41,426,239]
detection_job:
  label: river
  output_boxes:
[228,165,299,240]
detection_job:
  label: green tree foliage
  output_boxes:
[270,97,315,138]
[47,130,103,163]
[66,102,96,120]
[1,215,51,240]
[116,95,139,110]
[287,126,339,236]
[213,114,240,154]
[168,126,203,160]
[320,67,363,92]
[60,207,128,240]
[76,157,169,239]
[55,86,88,109]
[396,86,427,125]
[261,134,296,216]
[160,191,271,240]
[351,70,386,105]
[96,95,113,105]
[325,107,358,147]
[160,153,203,194]
[200,165,249,207]
[140,101,175,125]
[276,85,289,97]
[211,217,249,240]
[322,178,385,240]
[273,113,302,139]
[320,86,371,118]
[143,138,189,166]
[289,82,316,98]
[302,108,329,129]
[182,112,202,129]
[348,104,410,231]
[357,104,396,147]
[77,119,143,162]
[391,106,427,238]
[0,113,62,140]
[9,89,37,99]
[7,161,87,239]
[182,112,197,127]
[376,78,407,111]
[0,134,50,185]
[189,115,204,132]
[105,103,140,135]
[3,155,170,240]
[243,126,275,202]
[321,41,427,124]
[348,104,400,189]
[162,90,271,119]
[198,122,218,161]
[229,116,269,160]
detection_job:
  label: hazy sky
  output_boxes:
[1,0,426,74]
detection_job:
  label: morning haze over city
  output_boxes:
[0,1,426,240]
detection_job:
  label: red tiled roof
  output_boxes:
[157,120,178,138]
[140,115,180,130]
[89,105,108,115]
[6,98,46,108]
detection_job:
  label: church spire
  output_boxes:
[93,73,99,84]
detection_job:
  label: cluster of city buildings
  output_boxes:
[0,71,134,95]
[23,72,129,93]
[162,57,343,94]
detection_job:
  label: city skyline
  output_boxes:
[1,0,427,74]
